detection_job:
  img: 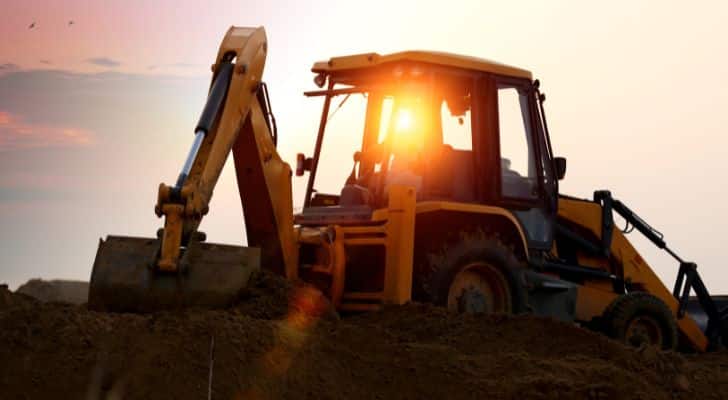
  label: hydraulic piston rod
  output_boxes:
[175,58,235,190]
[176,129,206,188]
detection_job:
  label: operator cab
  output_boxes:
[296,51,564,250]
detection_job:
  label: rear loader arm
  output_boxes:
[155,26,297,278]
[558,192,726,351]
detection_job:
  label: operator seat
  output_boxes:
[421,145,476,202]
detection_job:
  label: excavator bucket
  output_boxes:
[88,236,259,313]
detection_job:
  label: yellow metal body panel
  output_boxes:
[232,91,298,278]
[297,185,416,310]
[312,51,532,79]
[575,284,618,324]
[382,186,417,304]
[558,197,708,351]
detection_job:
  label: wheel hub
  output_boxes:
[447,262,511,314]
[626,316,663,348]
[457,286,489,313]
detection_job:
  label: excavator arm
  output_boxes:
[155,26,296,278]
[89,26,297,312]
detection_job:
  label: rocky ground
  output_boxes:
[1,273,728,400]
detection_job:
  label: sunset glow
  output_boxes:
[0,111,94,151]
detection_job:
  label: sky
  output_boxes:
[1,0,728,294]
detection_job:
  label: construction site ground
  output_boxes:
[2,272,728,400]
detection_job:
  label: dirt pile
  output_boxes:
[1,275,727,400]
[15,278,89,304]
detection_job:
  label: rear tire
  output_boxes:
[602,292,678,351]
[420,230,527,314]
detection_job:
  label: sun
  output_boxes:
[395,109,413,132]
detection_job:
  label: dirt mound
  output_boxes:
[15,278,89,304]
[1,276,727,399]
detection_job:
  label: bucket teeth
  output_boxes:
[88,236,260,313]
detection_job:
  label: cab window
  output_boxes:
[441,95,472,151]
[497,83,538,200]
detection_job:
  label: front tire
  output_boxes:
[602,292,678,351]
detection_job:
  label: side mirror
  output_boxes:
[296,153,313,176]
[313,72,327,88]
[554,157,567,180]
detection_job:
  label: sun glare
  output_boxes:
[395,109,413,132]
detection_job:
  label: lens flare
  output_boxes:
[237,285,332,398]
[395,109,413,132]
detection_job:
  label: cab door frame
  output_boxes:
[484,74,558,251]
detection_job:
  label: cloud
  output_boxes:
[0,110,94,151]
[86,57,121,67]
[0,64,20,76]
[0,68,205,208]
[147,62,203,72]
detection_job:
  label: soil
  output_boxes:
[1,275,727,400]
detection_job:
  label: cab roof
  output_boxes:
[312,50,532,80]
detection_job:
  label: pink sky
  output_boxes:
[1,0,728,293]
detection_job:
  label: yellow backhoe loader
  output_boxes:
[89,26,728,352]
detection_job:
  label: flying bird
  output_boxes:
[28,22,35,29]
[68,20,74,26]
